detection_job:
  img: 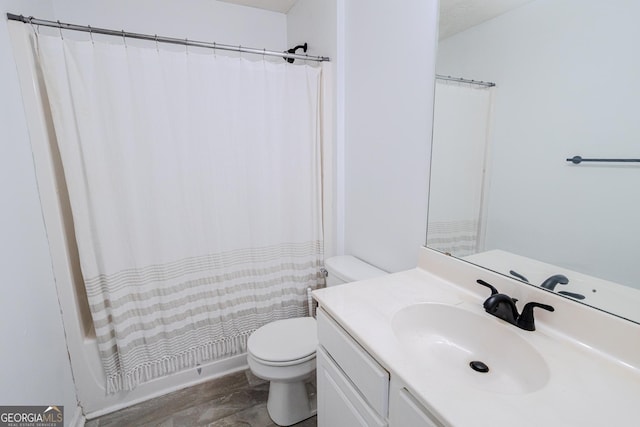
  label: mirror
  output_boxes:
[428,0,640,323]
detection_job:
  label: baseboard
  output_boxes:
[68,405,85,427]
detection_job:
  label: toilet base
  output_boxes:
[266,379,317,426]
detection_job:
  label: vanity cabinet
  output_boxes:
[317,308,446,427]
[317,347,386,427]
[314,246,640,427]
[317,309,389,427]
[389,379,444,427]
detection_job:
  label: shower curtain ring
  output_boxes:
[29,19,38,37]
[29,17,41,35]
[155,34,159,52]
[57,20,63,39]
[185,38,189,55]
[88,25,94,45]
[121,30,127,48]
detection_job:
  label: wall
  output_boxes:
[437,0,640,287]
[2,0,442,421]
[343,0,438,272]
[286,0,336,61]
[52,0,287,49]
[0,0,79,425]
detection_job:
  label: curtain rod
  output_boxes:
[6,13,331,63]
[436,74,495,87]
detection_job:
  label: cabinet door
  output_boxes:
[317,309,389,417]
[391,387,444,427]
[317,347,387,427]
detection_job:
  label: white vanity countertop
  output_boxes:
[313,251,640,426]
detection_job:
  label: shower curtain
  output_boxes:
[35,34,325,393]
[427,80,493,256]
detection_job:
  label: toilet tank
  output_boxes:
[324,255,386,287]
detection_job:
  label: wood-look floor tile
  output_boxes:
[85,369,316,427]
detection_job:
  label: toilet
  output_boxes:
[247,255,386,426]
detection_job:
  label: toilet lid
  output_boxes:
[248,317,317,363]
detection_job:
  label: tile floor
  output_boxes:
[85,370,317,427]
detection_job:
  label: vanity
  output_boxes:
[313,248,640,426]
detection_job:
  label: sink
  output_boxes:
[392,303,550,395]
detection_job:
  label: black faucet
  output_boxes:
[540,274,569,290]
[477,279,554,331]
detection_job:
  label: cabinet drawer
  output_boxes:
[317,308,389,417]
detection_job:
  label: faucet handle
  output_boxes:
[476,279,499,296]
[540,274,569,290]
[517,302,555,331]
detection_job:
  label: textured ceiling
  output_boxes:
[439,0,535,39]
[217,0,535,40]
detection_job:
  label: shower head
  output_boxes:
[284,43,308,63]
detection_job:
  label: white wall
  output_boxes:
[0,0,79,424]
[287,0,336,61]
[437,0,640,287]
[2,0,442,421]
[52,0,287,49]
[343,0,438,272]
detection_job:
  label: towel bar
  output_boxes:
[566,156,640,164]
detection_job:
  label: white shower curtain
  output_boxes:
[427,80,494,256]
[35,34,325,393]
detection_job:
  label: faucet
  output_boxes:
[540,274,569,290]
[477,279,554,331]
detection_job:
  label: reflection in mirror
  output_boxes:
[428,0,640,323]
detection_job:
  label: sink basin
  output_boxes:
[392,303,549,395]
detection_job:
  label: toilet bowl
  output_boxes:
[247,255,386,426]
[247,317,317,426]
